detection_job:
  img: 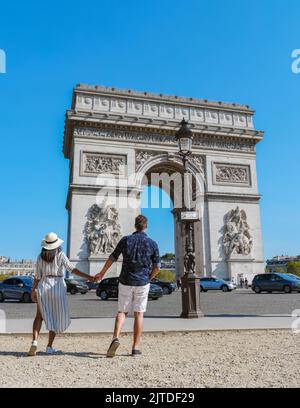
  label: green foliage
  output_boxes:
[161,253,175,260]
[274,266,287,273]
[265,266,287,273]
[157,269,176,282]
[0,274,13,282]
[287,261,300,277]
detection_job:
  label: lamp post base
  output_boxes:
[180,273,203,319]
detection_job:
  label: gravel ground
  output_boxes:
[0,330,299,388]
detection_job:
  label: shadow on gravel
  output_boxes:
[0,351,130,359]
[0,351,25,357]
[55,351,130,359]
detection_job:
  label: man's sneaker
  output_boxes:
[27,340,38,357]
[132,349,142,357]
[106,338,120,358]
[46,346,57,355]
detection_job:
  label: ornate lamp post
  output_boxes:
[176,119,203,318]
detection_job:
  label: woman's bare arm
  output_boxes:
[72,268,95,281]
[72,268,94,281]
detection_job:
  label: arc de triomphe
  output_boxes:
[63,84,264,282]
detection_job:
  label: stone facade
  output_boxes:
[63,84,265,282]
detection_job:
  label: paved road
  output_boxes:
[1,289,300,320]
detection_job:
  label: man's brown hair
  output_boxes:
[135,214,148,232]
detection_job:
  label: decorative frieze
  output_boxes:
[74,127,255,153]
[75,92,254,130]
[81,152,126,176]
[213,163,251,186]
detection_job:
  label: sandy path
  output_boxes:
[0,330,299,388]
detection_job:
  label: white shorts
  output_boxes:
[118,282,150,313]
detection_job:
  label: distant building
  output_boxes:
[266,255,300,273]
[160,254,176,270]
[0,257,36,276]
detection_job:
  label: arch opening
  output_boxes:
[139,158,206,279]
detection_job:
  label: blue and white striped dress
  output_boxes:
[35,252,74,333]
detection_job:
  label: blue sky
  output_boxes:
[0,0,299,260]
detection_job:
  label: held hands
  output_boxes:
[94,271,105,282]
[84,273,103,283]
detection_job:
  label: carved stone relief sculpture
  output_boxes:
[85,200,121,255]
[135,150,160,171]
[82,152,126,176]
[214,163,250,186]
[223,206,253,257]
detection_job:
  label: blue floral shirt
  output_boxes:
[109,231,160,286]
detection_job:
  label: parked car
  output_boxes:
[151,278,176,295]
[200,277,236,292]
[65,278,89,295]
[86,281,98,290]
[96,277,163,300]
[251,273,300,294]
[148,283,163,300]
[0,276,34,303]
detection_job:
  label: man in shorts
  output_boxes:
[95,215,160,357]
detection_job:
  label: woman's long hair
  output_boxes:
[41,247,61,263]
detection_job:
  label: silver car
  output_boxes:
[200,277,237,292]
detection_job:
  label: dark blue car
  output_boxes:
[252,273,300,294]
[0,276,33,303]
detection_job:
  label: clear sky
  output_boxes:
[0,0,299,260]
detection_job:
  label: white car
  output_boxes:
[200,277,237,292]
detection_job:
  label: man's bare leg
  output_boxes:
[132,311,144,350]
[113,311,127,339]
[107,312,127,357]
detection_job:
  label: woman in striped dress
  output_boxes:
[28,232,93,356]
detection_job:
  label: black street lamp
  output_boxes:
[176,119,203,319]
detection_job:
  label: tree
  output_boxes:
[157,269,176,282]
[287,261,300,277]
[161,253,175,260]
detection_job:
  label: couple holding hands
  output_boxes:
[28,215,160,358]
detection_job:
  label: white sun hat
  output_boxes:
[41,232,64,250]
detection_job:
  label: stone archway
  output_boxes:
[136,153,206,279]
[63,84,265,282]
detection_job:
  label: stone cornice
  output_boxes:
[74,84,254,113]
[65,184,261,209]
[71,89,257,131]
[63,116,261,158]
[63,85,264,158]
[205,192,261,203]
